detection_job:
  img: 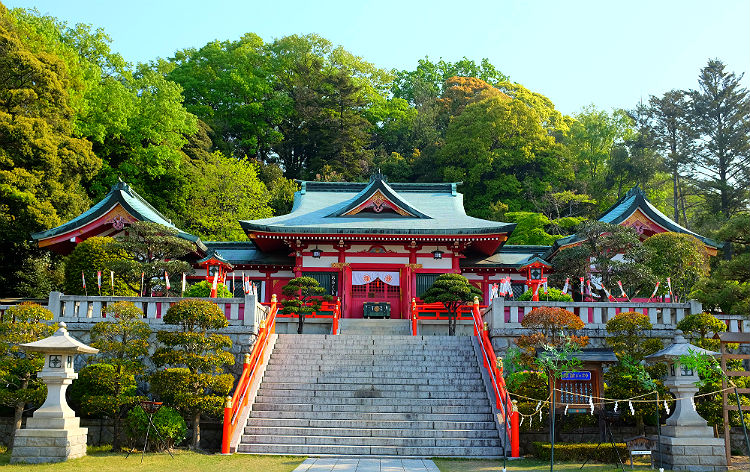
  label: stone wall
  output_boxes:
[2,417,222,451]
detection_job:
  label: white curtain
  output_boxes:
[352,271,400,286]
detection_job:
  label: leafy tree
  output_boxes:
[603,356,665,433]
[566,106,633,203]
[392,57,508,107]
[151,299,234,449]
[515,307,588,363]
[184,281,232,298]
[688,59,750,218]
[109,222,194,296]
[82,301,151,450]
[63,236,131,295]
[437,82,567,216]
[168,34,283,160]
[0,6,101,295]
[643,232,709,301]
[181,153,272,240]
[420,273,482,336]
[281,276,332,334]
[605,311,662,361]
[550,221,653,298]
[676,312,727,351]
[693,213,750,316]
[14,252,65,298]
[505,212,566,245]
[0,302,54,448]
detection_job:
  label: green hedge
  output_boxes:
[532,442,629,463]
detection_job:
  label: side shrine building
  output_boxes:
[32,173,721,318]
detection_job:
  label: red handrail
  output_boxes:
[410,298,417,336]
[221,294,278,454]
[470,298,519,457]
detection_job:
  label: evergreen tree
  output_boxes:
[420,274,482,336]
[79,301,151,450]
[649,90,694,224]
[280,276,332,334]
[689,59,750,218]
[151,299,234,449]
[109,222,194,296]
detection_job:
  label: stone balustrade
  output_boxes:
[45,292,268,332]
[486,298,713,331]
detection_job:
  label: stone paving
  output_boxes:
[293,457,441,472]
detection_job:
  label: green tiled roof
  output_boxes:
[203,241,294,266]
[32,181,206,251]
[548,186,721,255]
[240,175,515,236]
[462,245,552,268]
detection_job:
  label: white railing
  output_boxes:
[46,292,266,331]
[486,298,708,331]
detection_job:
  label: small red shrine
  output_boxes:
[32,176,721,316]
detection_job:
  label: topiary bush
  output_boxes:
[532,442,628,463]
[518,287,573,302]
[125,405,187,451]
[184,280,233,298]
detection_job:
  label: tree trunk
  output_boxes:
[113,416,121,451]
[449,313,456,336]
[673,166,680,224]
[9,377,29,450]
[191,412,201,449]
[298,313,305,334]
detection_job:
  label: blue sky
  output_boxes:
[5,0,749,115]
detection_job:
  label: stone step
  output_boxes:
[270,352,476,359]
[236,443,502,457]
[249,410,494,422]
[261,372,483,381]
[252,396,491,407]
[240,434,501,448]
[243,425,498,439]
[263,365,479,374]
[254,389,488,400]
[266,361,477,369]
[257,382,485,392]
[245,417,497,430]
[259,376,483,386]
[252,403,491,414]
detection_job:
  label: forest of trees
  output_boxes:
[1,4,748,304]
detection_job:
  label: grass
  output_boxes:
[0,446,305,472]
[432,458,664,472]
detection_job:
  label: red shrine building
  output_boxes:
[32,175,720,317]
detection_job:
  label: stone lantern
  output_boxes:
[11,322,98,464]
[645,330,727,471]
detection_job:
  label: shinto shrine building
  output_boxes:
[32,174,720,318]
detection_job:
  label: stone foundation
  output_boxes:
[654,436,728,472]
[10,419,88,464]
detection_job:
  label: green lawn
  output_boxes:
[0,446,305,472]
[432,458,661,472]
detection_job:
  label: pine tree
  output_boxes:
[689,59,750,218]
[420,273,482,336]
[151,299,234,449]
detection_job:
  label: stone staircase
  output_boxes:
[237,333,504,457]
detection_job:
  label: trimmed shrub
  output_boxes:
[532,442,628,463]
[184,280,232,298]
[518,287,573,302]
[125,405,187,451]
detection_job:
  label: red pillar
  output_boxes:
[343,265,352,318]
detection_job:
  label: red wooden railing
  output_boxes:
[470,297,519,457]
[221,295,278,454]
[409,298,519,457]
[269,298,341,335]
